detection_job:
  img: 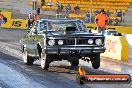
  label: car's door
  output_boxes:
[33,21,45,56]
[22,27,38,56]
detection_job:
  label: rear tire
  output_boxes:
[23,51,34,65]
[41,53,50,70]
[92,54,100,69]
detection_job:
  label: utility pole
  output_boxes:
[90,0,92,23]
[122,8,124,22]
[32,0,38,10]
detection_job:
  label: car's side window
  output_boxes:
[76,21,88,32]
[76,22,83,31]
[40,23,45,31]
[40,22,48,31]
[35,22,38,28]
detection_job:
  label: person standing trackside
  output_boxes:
[95,9,109,34]
[33,0,38,10]
[27,13,35,29]
[0,10,4,30]
[36,8,40,15]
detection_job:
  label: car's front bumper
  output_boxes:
[44,47,106,55]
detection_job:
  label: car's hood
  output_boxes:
[46,31,104,38]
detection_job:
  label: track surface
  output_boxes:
[0,29,131,88]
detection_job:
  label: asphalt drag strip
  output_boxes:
[0,51,90,88]
[0,29,132,88]
[0,61,47,88]
[0,44,131,88]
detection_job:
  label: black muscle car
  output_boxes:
[20,19,105,70]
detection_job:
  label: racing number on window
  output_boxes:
[12,21,22,27]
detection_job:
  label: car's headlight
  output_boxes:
[58,40,63,45]
[95,39,102,45]
[88,39,93,44]
[48,39,55,46]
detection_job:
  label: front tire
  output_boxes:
[23,51,34,65]
[41,53,50,70]
[92,54,100,69]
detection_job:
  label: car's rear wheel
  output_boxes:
[70,59,79,67]
[41,53,50,70]
[23,51,34,65]
[91,54,100,69]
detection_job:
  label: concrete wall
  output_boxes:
[125,34,132,59]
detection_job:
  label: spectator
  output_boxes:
[113,10,118,17]
[74,4,80,14]
[85,12,90,23]
[65,14,69,18]
[0,10,4,30]
[95,9,99,16]
[107,18,112,25]
[95,9,109,34]
[113,18,119,26]
[27,13,32,29]
[117,9,124,21]
[57,3,64,14]
[27,13,35,29]
[32,0,38,10]
[60,4,64,11]
[34,14,40,22]
[36,8,40,15]
[117,9,122,17]
[56,0,60,6]
[41,0,45,6]
[106,9,110,17]
[48,0,54,7]
[65,4,71,15]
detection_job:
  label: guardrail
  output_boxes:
[1,12,27,29]
[86,23,132,34]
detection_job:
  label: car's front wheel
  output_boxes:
[91,54,100,69]
[41,53,50,70]
[23,51,34,65]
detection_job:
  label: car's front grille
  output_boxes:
[77,38,88,45]
[56,38,96,45]
[64,38,95,45]
[65,39,75,45]
[47,37,104,46]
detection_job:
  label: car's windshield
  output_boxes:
[40,20,86,32]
